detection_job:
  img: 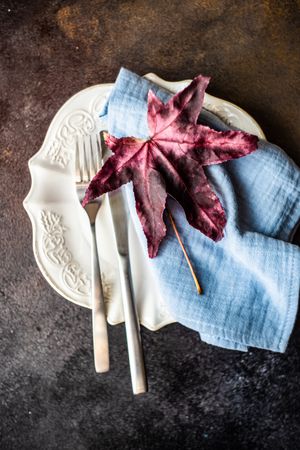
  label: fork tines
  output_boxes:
[75,134,103,185]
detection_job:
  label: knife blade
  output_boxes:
[108,188,148,395]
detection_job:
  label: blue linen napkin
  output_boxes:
[100,68,300,352]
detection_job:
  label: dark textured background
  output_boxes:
[0,1,300,449]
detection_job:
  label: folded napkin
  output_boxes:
[100,68,300,352]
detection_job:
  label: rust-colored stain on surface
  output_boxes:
[56,5,99,49]
[0,148,13,164]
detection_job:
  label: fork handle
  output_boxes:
[118,254,148,395]
[91,223,109,373]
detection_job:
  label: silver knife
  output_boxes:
[108,188,148,395]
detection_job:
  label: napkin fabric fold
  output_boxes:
[100,68,300,352]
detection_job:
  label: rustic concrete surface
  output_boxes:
[0,1,299,449]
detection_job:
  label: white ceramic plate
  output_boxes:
[23,74,265,330]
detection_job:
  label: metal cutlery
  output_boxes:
[75,132,147,393]
[75,134,109,373]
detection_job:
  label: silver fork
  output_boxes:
[75,134,109,373]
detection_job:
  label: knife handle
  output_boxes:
[91,224,110,373]
[118,254,148,395]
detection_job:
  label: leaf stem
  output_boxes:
[166,207,202,295]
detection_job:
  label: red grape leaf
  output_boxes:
[83,75,258,257]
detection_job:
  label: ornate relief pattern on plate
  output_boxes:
[46,109,96,167]
[203,103,238,127]
[40,210,90,296]
[44,86,112,168]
